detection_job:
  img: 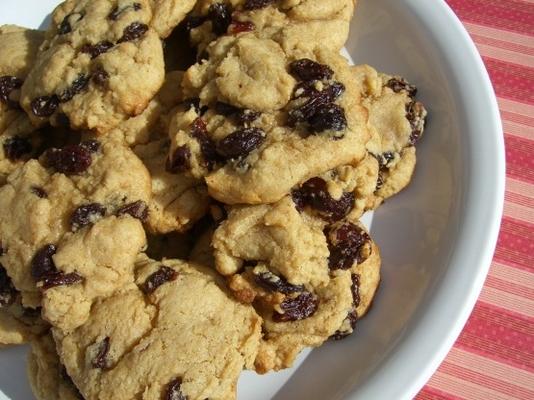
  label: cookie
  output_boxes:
[186,0,355,56]
[28,333,84,400]
[352,65,428,206]
[0,26,46,184]
[0,138,150,312]
[149,0,198,38]
[20,0,165,134]
[53,257,262,400]
[169,34,369,204]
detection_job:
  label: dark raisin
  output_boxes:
[58,74,90,103]
[308,103,347,133]
[165,377,187,400]
[0,75,23,108]
[214,101,239,116]
[184,15,206,32]
[216,128,265,160]
[31,95,59,117]
[327,223,371,270]
[80,41,114,59]
[273,292,318,322]
[376,152,395,169]
[0,265,17,308]
[116,200,148,222]
[71,203,106,231]
[80,140,100,153]
[183,98,201,114]
[166,145,191,173]
[92,68,110,87]
[236,109,261,125]
[375,172,385,191]
[229,20,255,34]
[41,271,84,290]
[142,266,178,294]
[244,0,275,10]
[22,306,41,319]
[406,101,427,144]
[117,22,149,43]
[386,77,417,97]
[287,82,345,126]
[46,144,93,175]
[331,310,358,340]
[255,272,305,295]
[31,244,57,280]
[351,274,361,308]
[289,59,334,82]
[292,177,354,222]
[91,337,111,369]
[190,118,219,170]
[108,3,142,20]
[208,3,232,35]
[3,136,32,160]
[31,186,48,198]
[58,12,84,35]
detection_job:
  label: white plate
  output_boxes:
[0,0,505,399]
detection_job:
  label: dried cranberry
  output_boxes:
[3,136,32,160]
[80,140,100,153]
[31,244,57,281]
[216,128,265,160]
[289,59,334,82]
[71,203,106,231]
[386,78,417,97]
[80,41,114,59]
[92,68,110,87]
[31,186,48,198]
[0,75,23,108]
[58,74,90,102]
[327,223,371,270]
[165,378,187,400]
[142,266,178,294]
[58,12,84,35]
[41,271,84,290]
[46,144,93,175]
[243,0,275,10]
[255,271,305,295]
[273,292,318,322]
[0,265,17,307]
[229,20,255,34]
[108,3,142,20]
[208,3,232,35]
[292,177,354,222]
[190,118,219,170]
[31,95,59,117]
[308,103,347,133]
[91,337,111,369]
[118,22,148,43]
[116,200,148,222]
[166,145,191,173]
[406,101,427,144]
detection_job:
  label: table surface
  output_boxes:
[417,1,534,399]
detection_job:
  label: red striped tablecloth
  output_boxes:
[416,1,534,399]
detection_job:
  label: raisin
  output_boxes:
[287,82,345,126]
[255,271,305,294]
[208,3,232,35]
[273,292,318,322]
[183,15,206,32]
[91,337,111,369]
[165,377,187,400]
[116,200,148,222]
[80,41,114,59]
[71,203,106,231]
[229,20,255,34]
[80,140,101,153]
[376,152,395,169]
[3,136,32,160]
[58,74,90,102]
[0,75,23,108]
[31,244,57,280]
[142,266,178,294]
[309,103,347,133]
[327,223,371,270]
[214,101,239,116]
[190,118,219,170]
[236,109,260,125]
[331,310,358,340]
[0,265,17,308]
[92,68,110,87]
[31,186,48,198]
[41,271,84,290]
[166,145,191,173]
[118,22,148,43]
[108,3,142,20]
[292,177,354,222]
[375,172,385,191]
[351,274,361,308]
[289,59,334,82]
[46,144,93,175]
[58,12,84,35]
[386,78,417,97]
[244,0,275,10]
[216,128,265,160]
[406,101,427,144]
[31,95,59,117]
[183,98,201,114]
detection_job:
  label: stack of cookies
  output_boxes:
[0,1,428,399]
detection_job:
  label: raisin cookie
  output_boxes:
[0,26,45,184]
[20,0,165,133]
[353,65,428,206]
[169,34,369,204]
[53,257,262,400]
[0,138,150,311]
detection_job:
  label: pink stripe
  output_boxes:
[417,387,463,400]
[483,58,534,104]
[494,218,534,272]
[471,33,534,57]
[463,22,534,47]
[485,275,534,301]
[505,136,534,184]
[501,110,534,127]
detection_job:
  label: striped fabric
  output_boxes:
[417,1,534,399]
